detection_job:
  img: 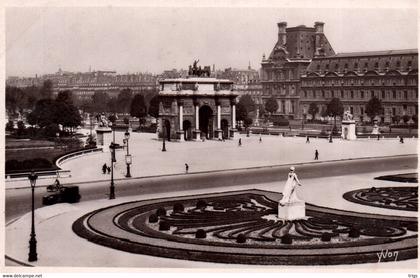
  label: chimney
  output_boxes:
[314,22,325,57]
[314,21,324,33]
[277,22,287,46]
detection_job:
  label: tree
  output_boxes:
[91,92,110,113]
[28,97,81,134]
[40,80,54,99]
[117,88,134,114]
[326,97,344,133]
[130,94,148,127]
[148,95,160,118]
[238,95,256,113]
[412,114,418,125]
[392,115,401,124]
[56,90,74,105]
[308,103,319,121]
[108,114,117,124]
[28,99,56,128]
[107,97,118,114]
[365,96,383,123]
[402,115,410,124]
[17,121,26,136]
[6,120,14,132]
[264,96,279,115]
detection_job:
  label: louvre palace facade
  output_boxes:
[260,21,418,123]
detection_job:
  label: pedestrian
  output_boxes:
[377,134,380,140]
[107,166,111,174]
[102,163,107,174]
[185,163,189,174]
[306,136,310,143]
[259,136,262,143]
[238,138,242,146]
[314,149,319,160]
[400,136,404,144]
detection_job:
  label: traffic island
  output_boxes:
[72,189,418,265]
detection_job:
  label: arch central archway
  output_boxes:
[199,105,213,139]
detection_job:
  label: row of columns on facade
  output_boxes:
[176,98,237,141]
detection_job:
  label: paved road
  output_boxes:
[5,154,417,223]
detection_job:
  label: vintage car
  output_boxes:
[42,186,81,206]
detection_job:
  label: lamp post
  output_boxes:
[28,171,38,262]
[109,142,116,199]
[124,130,132,178]
[162,121,167,152]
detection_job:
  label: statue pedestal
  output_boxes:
[341,120,357,140]
[278,201,306,220]
[96,127,112,152]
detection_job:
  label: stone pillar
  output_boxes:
[193,99,201,141]
[177,100,184,142]
[230,99,238,139]
[215,100,222,139]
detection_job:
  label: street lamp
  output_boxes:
[109,142,116,199]
[28,171,38,262]
[124,130,132,178]
[162,121,167,152]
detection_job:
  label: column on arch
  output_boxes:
[215,98,222,139]
[177,99,184,141]
[193,98,201,140]
[230,98,237,139]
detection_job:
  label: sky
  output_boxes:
[5,1,418,77]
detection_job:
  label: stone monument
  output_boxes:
[341,110,357,140]
[371,120,380,135]
[278,166,306,220]
[95,114,112,152]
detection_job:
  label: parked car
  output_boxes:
[42,186,81,206]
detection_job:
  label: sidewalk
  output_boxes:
[5,169,417,268]
[5,132,417,189]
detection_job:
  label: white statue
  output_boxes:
[343,110,353,121]
[98,114,109,127]
[279,166,303,206]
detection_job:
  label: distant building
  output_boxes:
[6,69,159,102]
[301,50,418,123]
[217,64,262,106]
[261,21,418,122]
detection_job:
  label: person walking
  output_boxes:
[102,163,107,174]
[238,138,242,147]
[185,163,189,174]
[314,149,319,160]
[259,136,262,143]
[107,166,111,174]
[400,136,404,144]
[306,136,310,143]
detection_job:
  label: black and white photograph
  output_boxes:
[1,0,418,276]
